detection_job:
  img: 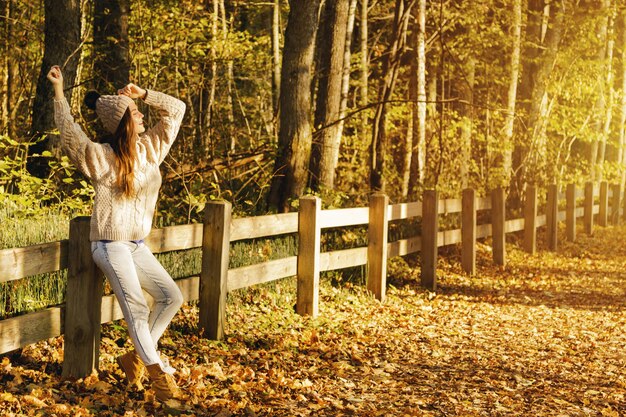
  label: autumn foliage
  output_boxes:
[1,225,625,416]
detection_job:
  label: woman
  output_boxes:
[47,65,186,401]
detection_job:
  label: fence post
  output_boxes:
[523,185,537,254]
[492,188,506,266]
[297,196,321,316]
[584,181,594,235]
[546,184,558,251]
[200,200,231,340]
[421,190,438,290]
[63,216,103,378]
[461,188,476,275]
[566,184,576,242]
[611,184,621,225]
[599,181,608,227]
[367,193,389,301]
[623,184,626,223]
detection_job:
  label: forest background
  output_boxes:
[1,0,625,226]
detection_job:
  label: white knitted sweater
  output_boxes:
[53,90,186,241]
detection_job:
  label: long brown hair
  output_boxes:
[102,109,138,197]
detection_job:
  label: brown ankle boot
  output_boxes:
[117,350,145,390]
[146,363,180,401]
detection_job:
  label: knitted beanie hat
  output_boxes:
[84,91,134,133]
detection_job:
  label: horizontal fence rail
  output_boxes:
[0,181,620,378]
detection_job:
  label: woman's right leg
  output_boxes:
[91,241,161,367]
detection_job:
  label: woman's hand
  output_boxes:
[47,65,65,100]
[117,83,147,100]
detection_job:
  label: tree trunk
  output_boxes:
[424,66,437,187]
[617,9,626,188]
[205,0,219,153]
[406,0,426,198]
[590,0,611,180]
[501,0,522,185]
[221,0,235,152]
[369,0,413,192]
[598,7,615,173]
[1,0,10,135]
[310,0,350,191]
[93,0,130,92]
[335,0,358,153]
[514,0,564,189]
[359,0,368,148]
[28,0,83,177]
[272,0,282,115]
[268,0,322,212]
[458,57,475,189]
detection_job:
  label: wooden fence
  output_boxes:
[0,181,620,378]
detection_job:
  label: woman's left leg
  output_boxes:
[131,242,184,346]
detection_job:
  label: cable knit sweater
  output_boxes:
[53,90,186,241]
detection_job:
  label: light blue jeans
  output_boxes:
[91,240,183,371]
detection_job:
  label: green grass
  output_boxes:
[0,206,373,319]
[0,208,72,319]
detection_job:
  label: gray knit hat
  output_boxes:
[94,94,134,133]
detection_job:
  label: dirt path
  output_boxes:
[1,225,625,416]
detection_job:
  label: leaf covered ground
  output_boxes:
[1,225,625,416]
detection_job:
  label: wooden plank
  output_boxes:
[319,207,369,229]
[421,190,438,290]
[584,182,594,235]
[523,185,537,254]
[228,257,298,291]
[0,240,68,283]
[461,189,476,275]
[63,217,103,378]
[546,184,558,251]
[575,207,584,217]
[536,214,547,227]
[492,188,506,266]
[321,247,368,271]
[145,224,204,253]
[476,197,492,211]
[599,181,608,227]
[387,202,421,221]
[387,236,422,257]
[230,212,299,242]
[566,184,576,242]
[200,200,231,340]
[476,224,492,239]
[505,218,525,233]
[297,196,321,317]
[367,193,389,301]
[0,307,63,355]
[438,198,462,214]
[438,229,462,246]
